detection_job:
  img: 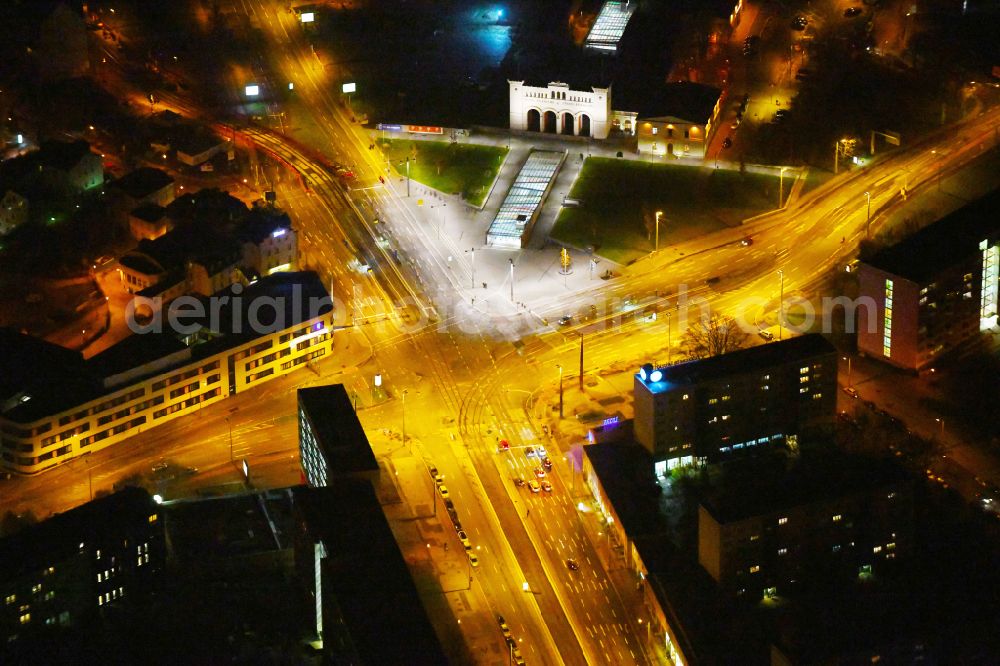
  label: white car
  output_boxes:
[439,485,450,499]
[458,530,471,550]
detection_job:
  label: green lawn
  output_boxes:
[379,139,508,207]
[550,158,781,264]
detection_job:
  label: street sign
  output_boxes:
[245,84,259,97]
[342,82,356,94]
[241,459,249,479]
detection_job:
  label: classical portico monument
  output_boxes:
[508,81,612,140]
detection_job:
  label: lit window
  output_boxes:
[708,398,718,405]
[44,567,54,576]
[148,514,158,524]
[799,387,808,394]
[887,492,896,499]
[800,376,809,383]
[721,395,730,401]
[778,517,788,525]
[44,591,54,601]
[812,393,823,400]
[144,553,149,563]
[778,548,787,555]
[682,394,689,400]
[750,535,759,542]
[4,595,14,605]
[832,544,841,553]
[887,542,896,550]
[652,127,658,135]
[749,565,760,573]
[31,584,41,594]
[873,545,882,553]
[833,514,842,522]
[799,367,809,374]
[721,415,730,421]
[761,384,769,390]
[762,374,770,380]
[19,613,30,625]
[97,573,102,582]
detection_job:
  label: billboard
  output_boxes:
[342,82,356,94]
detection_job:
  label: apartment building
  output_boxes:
[633,334,837,473]
[698,455,913,599]
[0,272,334,474]
[0,487,162,645]
[857,189,1000,371]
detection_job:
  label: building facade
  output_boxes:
[633,335,837,473]
[857,190,1000,371]
[298,384,379,489]
[0,488,162,645]
[698,464,913,598]
[508,81,611,139]
[634,83,723,160]
[0,274,334,475]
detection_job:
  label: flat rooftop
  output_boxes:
[487,150,564,248]
[863,188,1000,283]
[636,334,836,393]
[293,482,446,664]
[701,450,911,524]
[298,384,378,476]
[2,272,331,423]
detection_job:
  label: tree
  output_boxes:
[680,313,750,359]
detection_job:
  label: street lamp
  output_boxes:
[557,365,564,419]
[470,247,476,290]
[666,310,672,365]
[226,416,234,461]
[401,389,408,444]
[864,191,872,239]
[778,166,790,207]
[834,138,851,174]
[777,269,785,340]
[654,211,663,252]
[936,417,945,440]
[509,258,515,302]
[843,355,853,388]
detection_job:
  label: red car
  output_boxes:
[542,456,553,470]
[534,467,546,479]
[498,439,510,451]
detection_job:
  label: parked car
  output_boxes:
[458,530,471,550]
[758,330,775,341]
[438,485,450,499]
[468,552,479,567]
[842,386,859,398]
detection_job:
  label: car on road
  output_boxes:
[722,137,733,149]
[535,445,547,457]
[741,237,753,246]
[558,314,573,326]
[458,530,471,550]
[443,498,455,511]
[730,119,741,130]
[529,480,541,493]
[844,7,863,17]
[498,439,510,451]
[542,456,553,471]
[438,485,450,499]
[792,15,808,30]
[566,558,579,571]
[468,552,479,568]
[758,330,775,341]
[497,615,511,636]
[152,462,168,473]
[513,648,525,665]
[534,467,546,479]
[541,481,552,492]
[514,478,526,487]
[524,446,537,457]
[842,386,859,398]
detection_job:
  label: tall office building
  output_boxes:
[298,385,379,488]
[857,189,1000,371]
[633,334,837,474]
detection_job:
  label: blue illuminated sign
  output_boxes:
[377,124,403,131]
[649,369,663,382]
